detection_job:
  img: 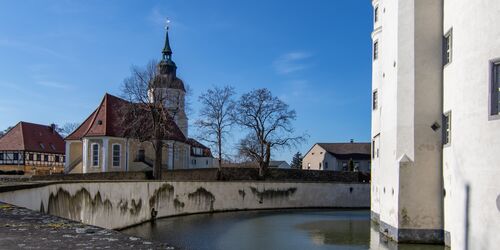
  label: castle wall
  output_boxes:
[442,1,500,248]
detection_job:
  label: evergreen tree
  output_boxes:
[290,152,303,169]
[348,158,355,172]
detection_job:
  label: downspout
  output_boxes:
[125,138,129,172]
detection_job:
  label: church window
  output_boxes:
[112,144,121,167]
[92,143,99,167]
[491,61,500,116]
[443,29,452,66]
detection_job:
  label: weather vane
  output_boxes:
[165,18,171,31]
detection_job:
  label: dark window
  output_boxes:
[373,41,379,60]
[44,155,48,162]
[0,153,3,160]
[92,144,99,166]
[325,162,328,169]
[491,61,500,115]
[13,153,19,161]
[443,112,451,146]
[374,6,379,22]
[443,29,452,66]
[319,162,322,169]
[206,160,209,165]
[112,144,120,167]
[29,153,34,161]
[137,149,145,162]
[372,140,376,159]
[373,90,378,110]
[342,162,348,171]
[62,156,65,163]
[55,155,60,162]
[36,154,41,161]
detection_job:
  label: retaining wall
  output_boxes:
[0,181,370,230]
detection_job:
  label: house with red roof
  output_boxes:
[64,28,213,174]
[0,122,65,175]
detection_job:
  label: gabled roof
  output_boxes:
[305,142,371,160]
[318,142,371,159]
[0,122,65,154]
[269,161,290,168]
[66,93,186,142]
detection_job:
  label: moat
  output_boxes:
[122,210,447,250]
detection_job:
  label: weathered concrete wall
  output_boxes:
[0,181,369,230]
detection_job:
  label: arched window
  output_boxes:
[91,143,99,167]
[112,144,121,167]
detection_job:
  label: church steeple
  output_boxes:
[162,26,172,60]
[159,20,177,76]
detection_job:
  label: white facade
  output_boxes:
[371,0,500,248]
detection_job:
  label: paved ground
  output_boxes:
[0,202,173,249]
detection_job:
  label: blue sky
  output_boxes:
[0,0,373,162]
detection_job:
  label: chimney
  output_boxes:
[50,123,57,133]
[350,139,354,143]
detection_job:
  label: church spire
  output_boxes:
[162,20,172,60]
[158,19,177,77]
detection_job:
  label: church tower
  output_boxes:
[149,25,188,137]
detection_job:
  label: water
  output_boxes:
[122,210,447,250]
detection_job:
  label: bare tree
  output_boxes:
[120,60,180,179]
[56,122,80,137]
[0,126,13,138]
[233,88,306,177]
[195,86,236,170]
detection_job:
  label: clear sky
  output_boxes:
[0,0,373,162]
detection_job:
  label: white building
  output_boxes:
[371,0,500,248]
[302,142,371,172]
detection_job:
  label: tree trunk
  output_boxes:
[259,142,271,178]
[153,139,163,180]
[218,134,222,171]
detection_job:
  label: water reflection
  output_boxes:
[121,210,446,250]
[296,219,370,246]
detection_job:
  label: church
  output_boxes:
[64,28,214,174]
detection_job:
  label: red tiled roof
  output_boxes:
[0,122,65,154]
[66,93,186,142]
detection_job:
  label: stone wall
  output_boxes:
[0,181,370,230]
[13,168,369,183]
